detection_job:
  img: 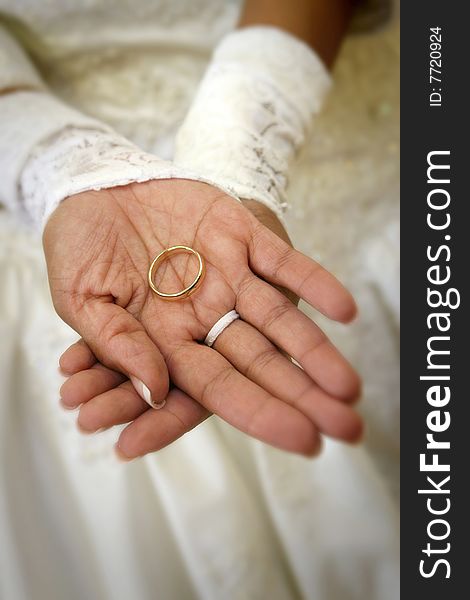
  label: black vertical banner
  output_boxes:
[401,3,469,597]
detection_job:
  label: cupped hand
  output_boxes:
[46,179,361,457]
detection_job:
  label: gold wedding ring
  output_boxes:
[148,245,205,301]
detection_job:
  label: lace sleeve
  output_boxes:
[0,25,115,224]
[19,125,238,228]
[0,24,240,230]
[173,26,331,220]
[172,0,393,220]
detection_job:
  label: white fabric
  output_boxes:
[0,86,241,231]
[0,25,331,228]
[0,26,45,91]
[0,92,114,224]
[204,310,240,347]
[0,1,399,600]
[174,27,331,219]
[19,122,240,229]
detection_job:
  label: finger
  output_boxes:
[71,298,169,409]
[60,364,127,410]
[116,388,210,459]
[77,380,151,432]
[237,276,361,402]
[248,223,357,323]
[166,342,321,456]
[213,319,363,442]
[59,338,96,375]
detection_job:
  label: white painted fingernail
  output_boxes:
[130,376,153,407]
[130,376,166,410]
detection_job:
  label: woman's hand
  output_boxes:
[47,178,362,458]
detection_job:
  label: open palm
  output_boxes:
[45,178,361,457]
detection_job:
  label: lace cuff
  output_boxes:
[0,91,113,224]
[22,124,246,229]
[0,90,241,230]
[22,127,180,227]
[173,26,332,219]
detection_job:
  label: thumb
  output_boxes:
[69,297,169,409]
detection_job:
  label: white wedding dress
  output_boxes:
[0,1,399,599]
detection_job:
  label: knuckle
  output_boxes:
[249,221,291,277]
[298,335,328,364]
[245,395,271,436]
[165,342,190,376]
[261,299,292,330]
[99,311,144,359]
[296,263,321,297]
[200,366,233,410]
[98,310,125,343]
[249,222,267,256]
[237,276,258,305]
[245,346,279,381]
[269,245,293,281]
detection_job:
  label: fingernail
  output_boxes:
[91,427,108,434]
[59,398,80,411]
[114,443,135,462]
[77,420,107,435]
[130,376,152,407]
[129,376,166,410]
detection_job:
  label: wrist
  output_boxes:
[22,126,244,232]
